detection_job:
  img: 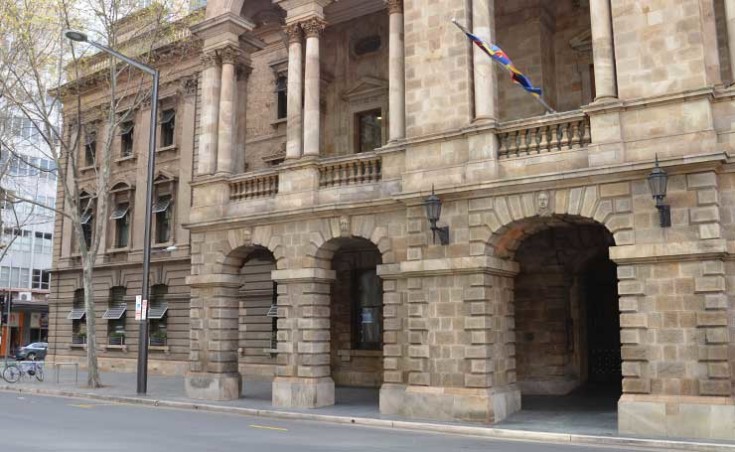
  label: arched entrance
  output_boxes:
[238,247,278,377]
[504,218,620,429]
[328,237,384,391]
[514,222,620,395]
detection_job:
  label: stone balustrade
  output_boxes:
[318,154,382,188]
[497,111,591,159]
[229,171,279,201]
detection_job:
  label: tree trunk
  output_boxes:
[83,261,101,388]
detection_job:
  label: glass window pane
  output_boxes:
[356,110,382,153]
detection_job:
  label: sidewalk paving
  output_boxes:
[2,367,734,451]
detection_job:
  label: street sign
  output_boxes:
[141,299,148,321]
[135,295,142,321]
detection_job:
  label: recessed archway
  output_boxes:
[496,217,621,432]
[327,237,384,390]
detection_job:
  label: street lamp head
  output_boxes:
[63,30,88,42]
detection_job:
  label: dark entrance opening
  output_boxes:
[502,220,621,435]
[584,257,622,389]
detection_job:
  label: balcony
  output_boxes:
[497,111,591,160]
[229,171,279,201]
[318,153,382,188]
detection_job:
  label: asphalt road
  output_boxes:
[0,392,656,452]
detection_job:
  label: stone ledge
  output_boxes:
[377,256,519,278]
[271,268,336,283]
[610,240,728,264]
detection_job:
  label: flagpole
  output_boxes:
[534,95,556,115]
[452,19,556,115]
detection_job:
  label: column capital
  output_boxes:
[284,23,303,44]
[385,0,403,14]
[218,45,243,65]
[301,17,327,38]
[200,51,220,68]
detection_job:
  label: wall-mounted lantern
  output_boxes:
[647,155,671,228]
[424,186,450,245]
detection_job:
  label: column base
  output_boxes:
[272,377,335,408]
[185,372,242,401]
[619,394,735,441]
[380,384,521,423]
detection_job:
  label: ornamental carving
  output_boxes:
[180,76,198,96]
[218,46,242,65]
[385,0,403,14]
[284,23,303,44]
[536,191,552,217]
[301,18,327,38]
[200,52,219,68]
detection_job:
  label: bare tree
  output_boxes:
[0,0,193,387]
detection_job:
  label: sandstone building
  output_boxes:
[49,0,735,441]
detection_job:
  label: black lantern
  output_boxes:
[424,186,450,245]
[647,155,671,228]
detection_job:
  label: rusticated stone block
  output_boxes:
[622,378,651,394]
[699,380,732,396]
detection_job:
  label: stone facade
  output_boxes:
[49,0,735,442]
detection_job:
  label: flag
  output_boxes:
[452,19,543,98]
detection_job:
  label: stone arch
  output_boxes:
[473,186,633,258]
[210,226,285,274]
[205,0,244,18]
[303,216,394,268]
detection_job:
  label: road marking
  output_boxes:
[249,424,288,432]
[69,403,98,409]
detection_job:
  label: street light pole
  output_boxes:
[64,30,159,395]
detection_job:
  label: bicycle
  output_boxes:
[2,360,44,383]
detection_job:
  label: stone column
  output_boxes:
[271,268,335,408]
[197,52,221,175]
[386,0,406,141]
[472,0,498,121]
[285,24,304,160]
[302,18,326,157]
[216,47,239,174]
[726,0,735,83]
[185,274,242,401]
[590,0,617,101]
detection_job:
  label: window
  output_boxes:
[120,121,134,157]
[111,202,130,248]
[149,284,168,346]
[0,265,31,288]
[275,76,287,120]
[70,289,87,344]
[84,130,96,166]
[352,269,382,350]
[34,232,53,254]
[160,109,176,148]
[153,195,172,244]
[79,195,94,250]
[266,281,278,350]
[104,286,127,345]
[0,267,9,287]
[355,109,383,153]
[109,183,133,250]
[32,269,51,290]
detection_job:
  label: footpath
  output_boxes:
[1,367,733,452]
